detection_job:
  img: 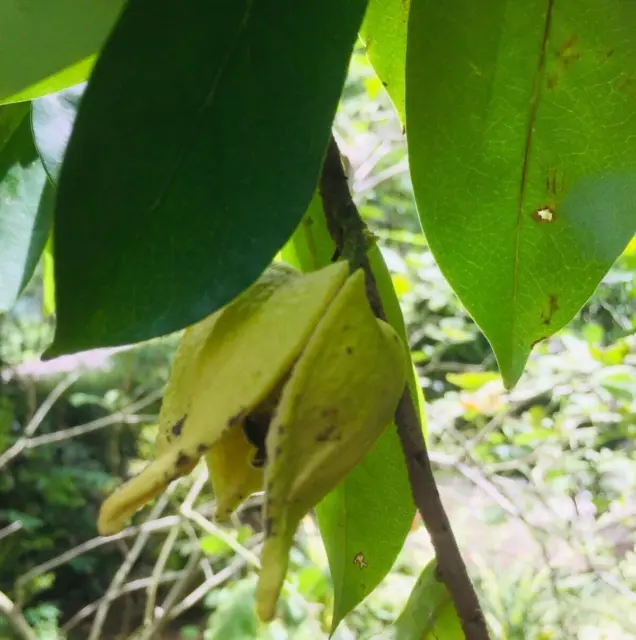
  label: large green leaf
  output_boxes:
[406,0,636,388]
[32,84,85,183]
[48,0,369,357]
[360,0,410,123]
[281,197,419,631]
[0,105,52,311]
[0,1,124,104]
[384,560,463,640]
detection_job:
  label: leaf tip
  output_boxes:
[495,344,531,391]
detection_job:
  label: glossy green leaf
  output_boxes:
[360,0,409,122]
[406,0,636,388]
[42,233,56,317]
[281,198,419,631]
[0,1,124,104]
[49,0,368,357]
[32,84,85,183]
[2,58,94,107]
[387,561,463,640]
[0,105,51,311]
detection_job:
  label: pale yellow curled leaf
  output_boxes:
[185,261,349,440]
[156,263,299,455]
[154,312,220,456]
[205,426,263,521]
[98,261,348,536]
[256,269,407,621]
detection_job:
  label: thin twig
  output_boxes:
[88,488,176,640]
[143,467,208,625]
[62,571,184,632]
[24,388,162,448]
[0,590,37,640]
[319,135,489,639]
[143,524,181,625]
[16,515,180,604]
[0,521,23,541]
[135,548,203,640]
[0,372,79,469]
[168,552,254,620]
[180,506,261,570]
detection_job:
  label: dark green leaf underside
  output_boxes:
[49,0,368,356]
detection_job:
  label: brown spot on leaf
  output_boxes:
[171,416,186,437]
[175,452,191,467]
[546,74,558,89]
[544,168,566,196]
[345,346,353,355]
[197,443,209,454]
[531,336,549,348]
[353,552,368,569]
[532,206,556,223]
[557,35,581,68]
[541,294,559,326]
[316,424,340,442]
[618,74,636,93]
[265,518,273,537]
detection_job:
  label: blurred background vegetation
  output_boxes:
[1,49,635,640]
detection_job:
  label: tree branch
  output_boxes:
[319,136,489,639]
[0,591,36,640]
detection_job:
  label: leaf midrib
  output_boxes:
[510,0,555,374]
[147,0,255,214]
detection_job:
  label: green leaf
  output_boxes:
[42,233,56,317]
[0,104,52,311]
[49,0,368,357]
[388,561,464,640]
[360,0,410,122]
[406,0,636,388]
[0,1,124,104]
[446,371,501,391]
[32,84,85,183]
[281,199,419,632]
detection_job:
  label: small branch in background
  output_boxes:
[0,521,23,542]
[320,135,490,639]
[87,487,177,640]
[62,571,184,633]
[135,548,202,640]
[169,555,248,618]
[0,591,36,640]
[0,372,79,470]
[0,384,161,472]
[142,465,208,626]
[15,515,180,606]
[143,524,181,625]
